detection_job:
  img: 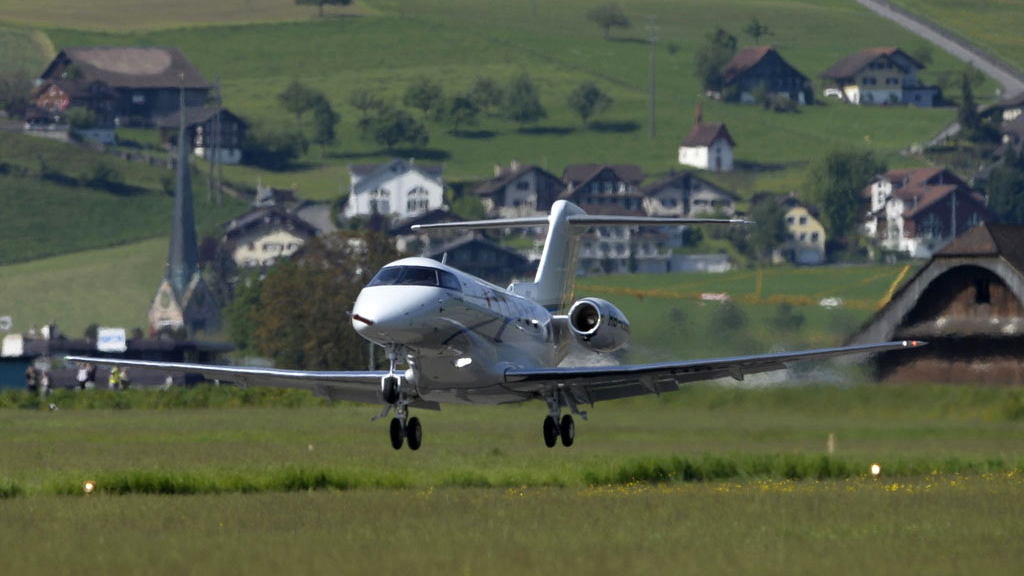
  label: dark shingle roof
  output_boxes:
[562,164,643,186]
[937,222,1024,275]
[474,164,563,196]
[152,106,245,129]
[639,171,739,200]
[42,47,209,90]
[224,206,318,239]
[681,122,735,147]
[821,47,919,79]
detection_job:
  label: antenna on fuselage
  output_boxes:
[440,252,449,265]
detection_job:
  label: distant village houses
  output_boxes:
[154,107,247,165]
[821,47,940,106]
[864,167,995,258]
[34,46,210,127]
[720,46,810,104]
[678,104,735,172]
[344,158,445,221]
[474,160,565,218]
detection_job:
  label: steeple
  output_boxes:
[167,82,199,297]
[694,100,703,127]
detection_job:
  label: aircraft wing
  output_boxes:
[61,356,431,407]
[502,341,923,403]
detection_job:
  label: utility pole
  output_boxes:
[646,15,658,139]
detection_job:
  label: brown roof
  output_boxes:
[639,171,739,200]
[474,164,562,196]
[562,164,644,186]
[821,47,920,79]
[42,47,209,90]
[681,122,735,147]
[937,222,1024,274]
[721,46,773,84]
[153,106,246,129]
[900,184,958,217]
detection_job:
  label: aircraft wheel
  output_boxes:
[382,376,400,405]
[560,414,575,447]
[389,417,405,450]
[406,417,422,451]
[543,415,559,448]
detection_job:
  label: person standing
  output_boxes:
[76,362,89,391]
[39,370,50,396]
[108,366,121,390]
[85,363,96,389]
[24,365,38,394]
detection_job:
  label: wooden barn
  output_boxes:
[847,222,1024,384]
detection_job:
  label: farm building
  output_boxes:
[847,222,1024,384]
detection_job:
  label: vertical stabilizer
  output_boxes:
[509,200,585,312]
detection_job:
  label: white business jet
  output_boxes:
[68,200,922,450]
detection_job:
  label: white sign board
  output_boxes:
[96,327,127,353]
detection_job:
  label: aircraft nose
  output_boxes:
[351,286,443,343]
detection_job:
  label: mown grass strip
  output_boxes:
[13,455,1022,498]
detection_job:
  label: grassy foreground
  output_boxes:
[2,477,1022,576]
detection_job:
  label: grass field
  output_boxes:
[1,385,1022,574]
[890,0,1024,79]
[36,0,981,197]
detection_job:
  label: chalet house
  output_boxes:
[821,47,939,106]
[847,223,1024,384]
[474,160,565,217]
[154,107,247,165]
[222,206,319,269]
[425,235,532,285]
[561,164,645,212]
[720,46,810,104]
[37,47,210,126]
[344,158,445,222]
[640,171,738,218]
[577,207,673,275]
[678,117,736,172]
[779,197,826,265]
[32,78,118,126]
[864,167,994,258]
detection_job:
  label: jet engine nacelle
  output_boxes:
[567,297,631,352]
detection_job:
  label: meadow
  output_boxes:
[1,384,1022,574]
[33,0,981,197]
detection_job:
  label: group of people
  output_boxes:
[24,362,131,394]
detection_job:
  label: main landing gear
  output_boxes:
[542,390,585,448]
[376,345,423,451]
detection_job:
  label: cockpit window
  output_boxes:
[366,266,462,292]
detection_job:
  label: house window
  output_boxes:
[515,179,529,190]
[799,216,807,225]
[966,212,983,229]
[811,232,820,244]
[886,78,899,86]
[370,188,391,214]
[407,187,430,212]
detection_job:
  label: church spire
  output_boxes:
[167,81,199,297]
[694,100,703,127]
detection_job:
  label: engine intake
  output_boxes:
[567,297,630,352]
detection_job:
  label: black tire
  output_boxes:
[389,418,404,450]
[406,416,422,451]
[382,376,400,405]
[543,415,559,448]
[560,414,575,447]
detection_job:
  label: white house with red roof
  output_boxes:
[864,167,994,257]
[678,104,735,172]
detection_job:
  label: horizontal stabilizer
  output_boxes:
[411,215,749,231]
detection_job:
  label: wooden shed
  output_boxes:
[848,222,1024,384]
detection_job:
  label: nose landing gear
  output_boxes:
[377,345,423,451]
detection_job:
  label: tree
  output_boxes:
[567,82,613,126]
[243,124,309,170]
[805,148,885,247]
[503,74,547,128]
[362,106,429,151]
[958,71,981,136]
[403,77,444,120]
[695,27,737,92]
[252,232,399,370]
[277,80,321,121]
[586,2,631,40]
[224,271,262,354]
[984,149,1024,224]
[0,71,31,117]
[438,94,480,134]
[743,17,772,44]
[747,199,788,262]
[468,76,503,115]
[311,98,340,157]
[295,0,351,18]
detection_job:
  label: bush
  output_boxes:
[242,124,308,170]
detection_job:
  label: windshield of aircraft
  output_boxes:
[368,266,462,291]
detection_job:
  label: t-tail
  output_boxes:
[412,200,748,312]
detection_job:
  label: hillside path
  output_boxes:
[854,0,1024,145]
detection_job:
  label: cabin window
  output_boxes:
[975,279,991,304]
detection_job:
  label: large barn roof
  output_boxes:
[42,47,209,90]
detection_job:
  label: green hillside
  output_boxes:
[0,132,247,265]
[38,0,984,198]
